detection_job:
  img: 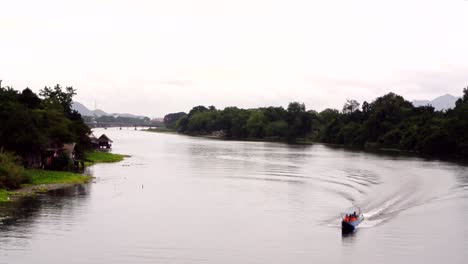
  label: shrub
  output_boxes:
[378,129,402,149]
[0,150,26,189]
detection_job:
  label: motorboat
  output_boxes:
[341,206,364,233]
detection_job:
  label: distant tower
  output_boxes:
[94,100,97,117]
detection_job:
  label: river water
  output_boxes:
[1,128,467,263]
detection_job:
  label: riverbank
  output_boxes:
[0,151,129,202]
[147,130,468,163]
[0,169,92,202]
[84,151,129,166]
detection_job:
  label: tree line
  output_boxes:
[0,84,90,187]
[164,87,468,159]
[0,84,90,159]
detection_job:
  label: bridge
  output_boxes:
[86,122,162,129]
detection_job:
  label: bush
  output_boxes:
[378,129,402,149]
[0,150,27,189]
[419,129,456,156]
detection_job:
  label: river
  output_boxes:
[1,128,467,263]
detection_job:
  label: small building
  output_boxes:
[98,134,113,149]
[44,142,76,169]
[62,143,76,159]
[88,133,99,148]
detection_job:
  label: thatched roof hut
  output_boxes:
[98,134,113,148]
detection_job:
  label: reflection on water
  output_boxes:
[0,184,91,255]
[341,228,359,240]
[0,185,90,227]
[0,128,467,264]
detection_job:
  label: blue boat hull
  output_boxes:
[341,217,363,233]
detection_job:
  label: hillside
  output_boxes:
[412,94,460,111]
[72,101,147,119]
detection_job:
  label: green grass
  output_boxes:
[23,169,91,185]
[0,189,13,202]
[84,151,128,165]
[0,151,127,202]
[0,151,128,202]
[0,170,91,202]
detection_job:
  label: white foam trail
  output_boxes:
[359,218,386,228]
[325,159,461,229]
[363,194,403,220]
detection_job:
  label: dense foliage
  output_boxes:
[0,84,91,167]
[173,103,320,141]
[0,150,27,189]
[163,112,187,129]
[172,88,468,159]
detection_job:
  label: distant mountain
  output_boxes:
[72,101,148,119]
[412,94,460,111]
[72,102,98,116]
[92,109,109,117]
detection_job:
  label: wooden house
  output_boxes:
[44,142,76,168]
[98,134,113,149]
[88,133,99,148]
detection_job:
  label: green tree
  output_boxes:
[40,84,76,115]
[0,83,90,168]
[19,88,41,109]
[342,99,360,114]
[164,112,187,129]
[246,110,267,138]
[286,102,311,140]
[265,120,288,138]
[171,86,468,159]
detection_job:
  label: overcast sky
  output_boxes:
[1,0,467,117]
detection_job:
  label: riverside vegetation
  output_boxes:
[84,151,128,166]
[0,149,91,202]
[163,87,468,160]
[0,84,126,202]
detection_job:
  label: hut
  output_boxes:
[62,143,76,159]
[44,142,76,169]
[98,134,113,149]
[88,133,99,148]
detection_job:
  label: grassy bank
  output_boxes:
[24,169,91,185]
[84,151,129,166]
[0,151,128,202]
[0,169,91,202]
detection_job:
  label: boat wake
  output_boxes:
[324,160,459,228]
